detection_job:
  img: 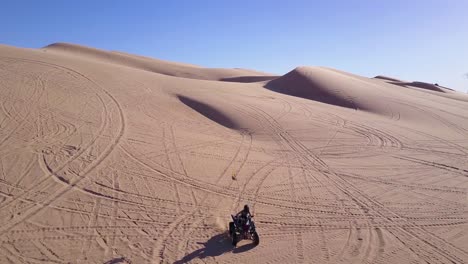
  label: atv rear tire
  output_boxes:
[229,222,235,236]
[253,231,260,246]
[232,232,238,247]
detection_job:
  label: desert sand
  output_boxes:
[0,43,467,264]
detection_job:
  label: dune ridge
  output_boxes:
[44,42,272,81]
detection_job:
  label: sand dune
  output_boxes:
[43,43,269,81]
[266,66,360,110]
[0,43,467,264]
[266,66,409,118]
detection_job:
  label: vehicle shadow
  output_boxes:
[173,233,232,264]
[232,242,257,254]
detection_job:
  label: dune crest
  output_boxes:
[43,42,201,68]
[43,42,272,81]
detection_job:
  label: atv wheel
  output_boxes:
[232,232,238,247]
[229,222,235,236]
[252,231,259,246]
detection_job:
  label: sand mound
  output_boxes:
[43,42,271,81]
[264,66,402,115]
[265,67,468,117]
[266,66,358,109]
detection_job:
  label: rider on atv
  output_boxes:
[230,204,259,246]
[235,205,252,232]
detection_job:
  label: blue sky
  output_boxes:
[2,0,467,92]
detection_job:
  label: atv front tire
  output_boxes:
[253,231,260,246]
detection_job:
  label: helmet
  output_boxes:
[243,204,250,213]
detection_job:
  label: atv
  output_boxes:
[229,214,260,247]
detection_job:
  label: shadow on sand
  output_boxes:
[174,233,257,263]
[103,257,130,264]
[232,242,257,254]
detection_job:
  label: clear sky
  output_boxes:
[2,0,467,92]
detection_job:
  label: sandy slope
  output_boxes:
[0,43,467,264]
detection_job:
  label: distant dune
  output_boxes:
[265,66,406,117]
[1,42,467,264]
[43,42,271,81]
[393,81,446,92]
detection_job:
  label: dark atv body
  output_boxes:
[229,214,259,247]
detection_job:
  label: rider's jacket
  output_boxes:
[236,210,251,225]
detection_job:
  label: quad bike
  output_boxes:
[229,214,260,247]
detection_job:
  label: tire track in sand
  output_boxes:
[0,58,126,237]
